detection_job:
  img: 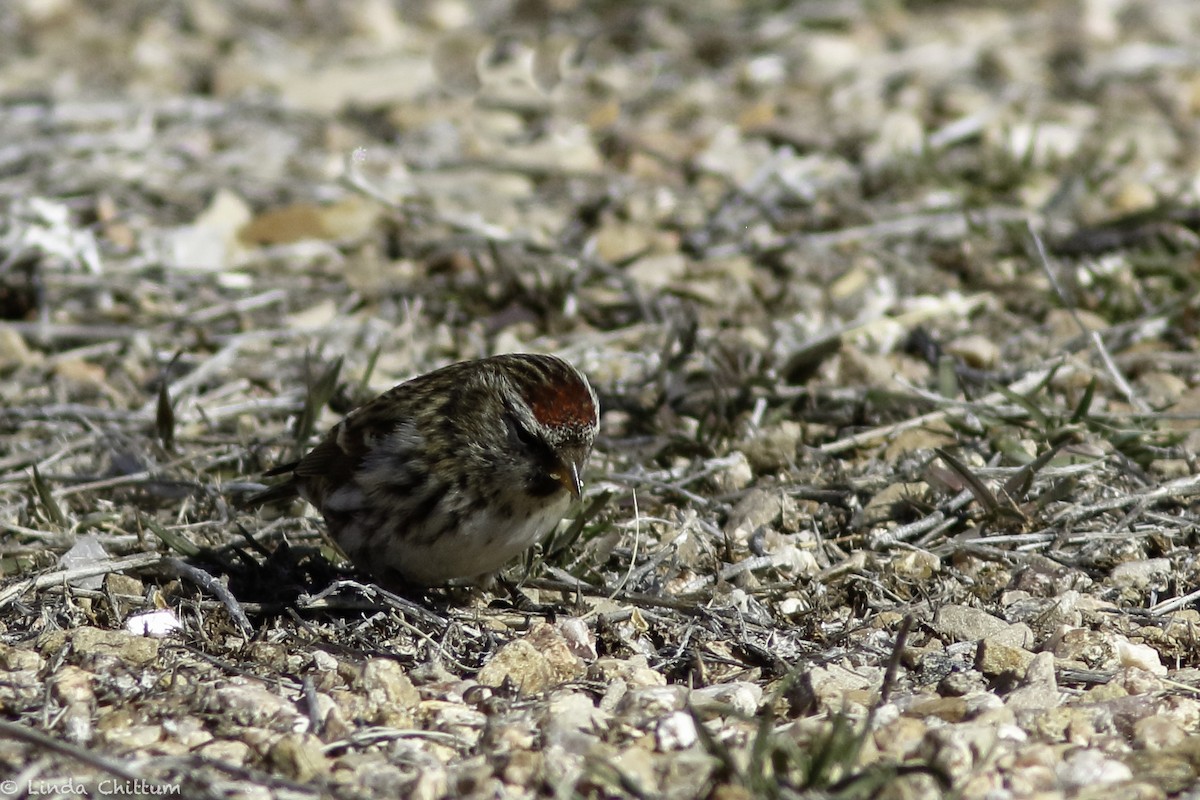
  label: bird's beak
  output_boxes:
[552,451,586,499]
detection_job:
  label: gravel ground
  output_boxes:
[3,1,1200,798]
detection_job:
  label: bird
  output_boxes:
[246,353,599,587]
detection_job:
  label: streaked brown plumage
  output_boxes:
[248,354,599,586]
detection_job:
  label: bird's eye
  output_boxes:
[506,414,542,451]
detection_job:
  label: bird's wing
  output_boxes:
[246,371,445,508]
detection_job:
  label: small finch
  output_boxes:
[248,354,599,587]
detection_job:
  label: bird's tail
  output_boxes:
[241,461,301,508]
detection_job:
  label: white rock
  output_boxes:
[691,682,763,716]
[1055,748,1133,790]
[125,610,182,638]
[556,617,598,661]
[1109,558,1171,590]
[1113,638,1167,675]
[656,710,697,751]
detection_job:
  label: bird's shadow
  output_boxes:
[171,522,566,639]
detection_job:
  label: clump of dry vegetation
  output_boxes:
[2,1,1200,798]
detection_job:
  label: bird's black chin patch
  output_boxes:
[526,470,564,498]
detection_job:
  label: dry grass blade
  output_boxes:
[359,344,382,392]
[294,355,343,448]
[156,379,175,452]
[155,350,183,452]
[819,362,1063,454]
[1029,221,1148,414]
[991,381,1052,430]
[141,512,202,557]
[877,614,913,706]
[30,464,66,526]
[1000,439,1068,499]
[544,488,613,559]
[934,448,999,514]
[1070,376,1098,423]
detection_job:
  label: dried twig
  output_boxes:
[0,719,147,783]
[1028,220,1148,413]
[818,363,1064,455]
[1051,473,1200,525]
[0,552,162,609]
[162,557,254,637]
